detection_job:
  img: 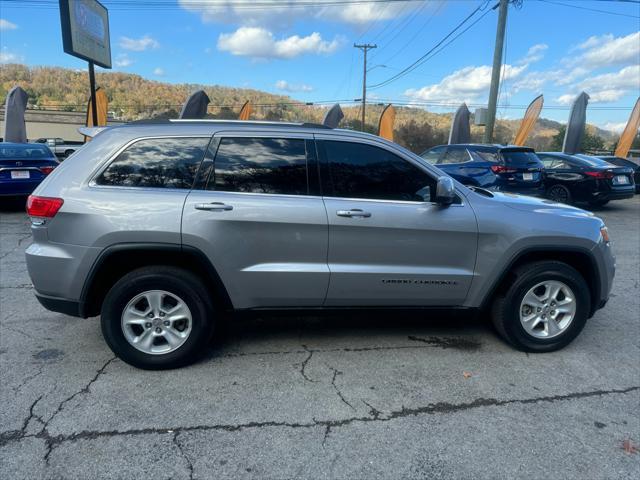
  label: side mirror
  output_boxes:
[435,176,456,205]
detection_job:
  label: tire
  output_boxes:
[546,184,572,204]
[491,261,590,352]
[64,149,75,157]
[588,199,609,207]
[101,266,215,369]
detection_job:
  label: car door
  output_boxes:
[316,136,478,307]
[182,131,329,309]
[438,146,489,187]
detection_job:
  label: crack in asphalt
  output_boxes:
[362,400,382,420]
[223,337,482,361]
[2,385,637,455]
[38,356,117,464]
[0,233,31,260]
[295,345,316,383]
[173,431,194,480]
[329,367,355,411]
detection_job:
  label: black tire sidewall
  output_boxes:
[101,268,214,369]
[500,265,590,352]
[547,184,571,204]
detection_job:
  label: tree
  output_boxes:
[549,125,605,153]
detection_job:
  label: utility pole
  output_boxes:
[354,43,377,131]
[483,0,509,144]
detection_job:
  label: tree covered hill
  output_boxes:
[1,63,620,153]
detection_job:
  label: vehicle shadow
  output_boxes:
[203,309,494,360]
[0,196,27,212]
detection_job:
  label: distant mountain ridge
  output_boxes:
[0,63,620,153]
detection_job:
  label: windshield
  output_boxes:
[0,145,53,159]
[501,150,542,166]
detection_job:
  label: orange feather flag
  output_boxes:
[513,94,543,146]
[238,101,252,120]
[614,97,640,158]
[378,104,395,141]
[85,87,108,142]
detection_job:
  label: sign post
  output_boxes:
[59,0,111,126]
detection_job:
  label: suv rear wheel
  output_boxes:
[491,261,590,352]
[101,266,215,369]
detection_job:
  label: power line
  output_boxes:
[369,1,493,90]
[536,0,640,18]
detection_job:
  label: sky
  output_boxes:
[1,0,639,130]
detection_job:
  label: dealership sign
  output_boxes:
[59,0,111,69]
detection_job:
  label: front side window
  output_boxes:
[322,140,436,202]
[96,137,209,189]
[211,137,308,195]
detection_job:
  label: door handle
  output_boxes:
[194,202,233,211]
[336,209,371,218]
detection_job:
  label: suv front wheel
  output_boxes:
[491,261,590,352]
[101,266,215,369]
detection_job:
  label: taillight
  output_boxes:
[584,171,614,179]
[491,165,517,174]
[40,166,56,175]
[26,196,64,218]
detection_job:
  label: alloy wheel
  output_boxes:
[121,290,192,355]
[519,280,576,339]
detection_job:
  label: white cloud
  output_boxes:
[601,122,627,134]
[275,80,313,92]
[556,65,640,105]
[0,19,17,30]
[404,64,527,104]
[179,0,417,28]
[0,47,22,63]
[119,35,160,51]
[518,43,548,65]
[153,67,165,76]
[217,27,342,59]
[570,32,640,70]
[114,54,134,68]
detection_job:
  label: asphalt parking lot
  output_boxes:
[1,196,638,479]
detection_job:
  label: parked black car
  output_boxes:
[420,144,545,195]
[537,152,635,206]
[594,155,640,193]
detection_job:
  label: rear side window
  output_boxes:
[211,137,308,195]
[321,140,436,202]
[469,149,499,162]
[501,150,542,166]
[96,137,208,189]
[440,147,471,164]
[420,146,444,164]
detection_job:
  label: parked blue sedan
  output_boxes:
[420,144,545,196]
[0,143,59,197]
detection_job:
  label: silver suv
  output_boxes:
[25,121,616,369]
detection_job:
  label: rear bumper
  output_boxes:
[0,180,42,196]
[35,293,84,317]
[592,188,635,201]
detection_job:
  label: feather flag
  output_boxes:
[238,101,252,120]
[513,95,543,146]
[2,86,28,143]
[562,92,589,154]
[614,97,640,158]
[322,103,344,128]
[448,103,470,144]
[180,90,210,119]
[378,104,396,141]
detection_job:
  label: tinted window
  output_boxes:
[501,150,542,166]
[97,137,208,188]
[440,147,470,164]
[469,149,499,162]
[0,145,54,159]
[212,138,308,195]
[420,146,444,164]
[322,141,435,202]
[573,154,613,167]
